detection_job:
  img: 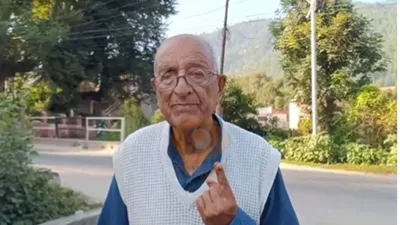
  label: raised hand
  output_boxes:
[196,163,238,225]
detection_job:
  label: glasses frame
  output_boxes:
[152,70,219,92]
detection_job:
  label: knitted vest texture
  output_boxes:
[113,118,281,225]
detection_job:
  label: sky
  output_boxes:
[166,0,389,37]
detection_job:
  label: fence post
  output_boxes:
[120,117,126,143]
[55,117,59,138]
[85,117,89,143]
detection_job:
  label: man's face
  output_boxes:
[152,36,226,129]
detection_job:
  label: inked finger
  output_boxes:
[215,163,229,187]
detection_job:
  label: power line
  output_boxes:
[244,2,396,19]
[70,0,250,31]
[5,1,394,45]
[71,0,157,29]
[53,0,121,21]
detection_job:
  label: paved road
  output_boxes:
[33,153,397,225]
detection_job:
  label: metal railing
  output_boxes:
[85,117,125,142]
[31,116,125,143]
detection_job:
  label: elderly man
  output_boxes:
[98,34,299,225]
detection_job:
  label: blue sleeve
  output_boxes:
[260,168,299,225]
[98,175,129,225]
[230,168,299,225]
[229,207,257,224]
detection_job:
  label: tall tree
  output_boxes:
[222,81,264,135]
[232,72,293,109]
[1,0,177,111]
[0,0,67,91]
[270,0,386,133]
[42,0,177,107]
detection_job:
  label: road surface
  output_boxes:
[33,153,397,225]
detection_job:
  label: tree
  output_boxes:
[232,72,293,109]
[270,0,386,133]
[222,80,264,135]
[42,0,177,106]
[345,85,396,147]
[0,0,67,91]
[1,0,177,111]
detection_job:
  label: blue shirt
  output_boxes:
[98,134,299,225]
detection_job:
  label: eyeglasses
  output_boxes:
[153,68,218,92]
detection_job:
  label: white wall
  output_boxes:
[288,102,301,129]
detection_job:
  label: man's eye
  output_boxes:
[160,73,175,82]
[188,70,206,78]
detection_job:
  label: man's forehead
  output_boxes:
[155,35,213,66]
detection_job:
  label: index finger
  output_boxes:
[214,163,229,187]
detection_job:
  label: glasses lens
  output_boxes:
[156,75,176,91]
[155,70,212,91]
[186,69,208,85]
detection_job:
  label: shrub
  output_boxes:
[222,81,264,135]
[151,109,165,124]
[345,143,387,165]
[384,135,397,166]
[297,118,312,135]
[263,117,298,142]
[271,131,397,166]
[123,97,149,136]
[0,93,94,224]
[278,133,344,164]
[345,85,397,147]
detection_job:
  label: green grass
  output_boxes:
[95,131,120,142]
[282,160,397,175]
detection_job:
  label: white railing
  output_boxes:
[85,117,125,142]
[31,116,126,143]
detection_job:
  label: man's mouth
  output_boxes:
[171,103,199,106]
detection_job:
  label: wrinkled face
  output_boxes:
[152,36,226,129]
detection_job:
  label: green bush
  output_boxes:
[297,118,312,135]
[151,109,165,124]
[384,135,397,166]
[344,85,397,147]
[271,132,397,166]
[345,143,387,165]
[222,81,264,135]
[278,133,344,164]
[0,93,94,224]
[123,97,149,136]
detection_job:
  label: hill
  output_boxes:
[201,1,396,87]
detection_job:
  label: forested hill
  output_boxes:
[201,1,396,87]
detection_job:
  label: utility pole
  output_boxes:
[216,0,230,117]
[309,0,318,135]
[397,0,400,141]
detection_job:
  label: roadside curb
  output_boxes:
[36,149,395,177]
[39,208,101,225]
[280,162,396,177]
[37,150,114,157]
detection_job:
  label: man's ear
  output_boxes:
[151,78,156,91]
[217,75,227,97]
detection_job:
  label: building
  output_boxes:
[257,107,289,129]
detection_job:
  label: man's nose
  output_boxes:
[173,75,193,96]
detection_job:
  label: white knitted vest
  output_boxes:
[113,117,281,225]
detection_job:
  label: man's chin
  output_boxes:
[169,114,204,130]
